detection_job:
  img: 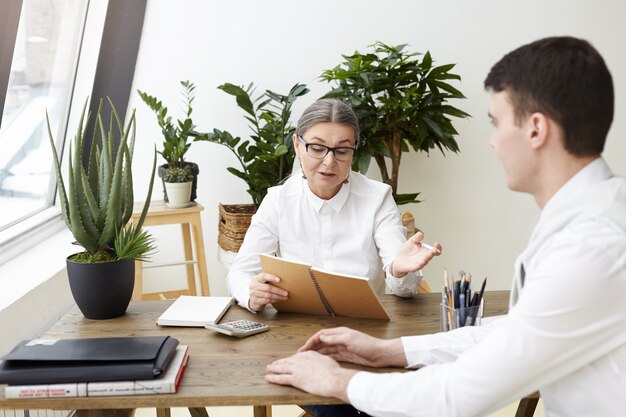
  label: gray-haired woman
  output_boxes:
[227,98,441,313]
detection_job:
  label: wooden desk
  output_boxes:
[0,292,510,416]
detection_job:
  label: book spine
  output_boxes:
[5,380,178,398]
[87,380,176,396]
[308,270,335,316]
[5,383,88,398]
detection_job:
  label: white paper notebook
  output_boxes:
[157,296,234,327]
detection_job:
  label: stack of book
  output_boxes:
[0,336,189,399]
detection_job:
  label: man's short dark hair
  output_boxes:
[484,36,613,156]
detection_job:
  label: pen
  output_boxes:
[453,279,461,310]
[444,270,453,329]
[459,292,466,326]
[476,277,487,306]
[465,277,487,326]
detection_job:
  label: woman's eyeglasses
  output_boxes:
[297,135,356,162]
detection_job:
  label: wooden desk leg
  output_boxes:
[188,407,210,417]
[75,409,134,417]
[132,260,143,301]
[181,223,198,295]
[515,396,539,417]
[156,408,171,417]
[191,214,210,296]
[253,405,272,417]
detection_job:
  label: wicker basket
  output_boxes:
[218,203,257,252]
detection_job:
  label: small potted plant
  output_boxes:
[163,164,194,208]
[195,82,309,252]
[138,80,201,202]
[47,98,157,320]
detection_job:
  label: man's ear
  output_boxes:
[528,112,550,150]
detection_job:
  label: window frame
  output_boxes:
[0,0,22,120]
[0,0,147,266]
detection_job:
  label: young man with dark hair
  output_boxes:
[265,36,626,417]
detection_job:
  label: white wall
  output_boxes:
[0,268,73,355]
[128,0,626,296]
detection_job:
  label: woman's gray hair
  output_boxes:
[295,99,360,147]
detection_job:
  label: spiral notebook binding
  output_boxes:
[308,270,335,316]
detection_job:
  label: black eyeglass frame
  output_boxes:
[296,134,357,161]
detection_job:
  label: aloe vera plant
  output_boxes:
[47,98,157,263]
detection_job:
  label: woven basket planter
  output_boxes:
[218,203,257,252]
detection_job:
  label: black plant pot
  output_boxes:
[66,257,135,320]
[158,162,199,202]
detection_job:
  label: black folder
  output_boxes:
[0,336,178,385]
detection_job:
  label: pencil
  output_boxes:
[444,269,453,329]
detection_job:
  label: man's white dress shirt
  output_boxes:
[227,171,422,310]
[348,158,626,417]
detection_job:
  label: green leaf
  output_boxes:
[134,148,157,232]
[393,192,421,205]
[428,63,456,76]
[46,109,72,231]
[432,80,465,98]
[114,224,156,261]
[274,144,288,157]
[219,83,255,117]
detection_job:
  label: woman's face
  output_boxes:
[293,122,357,200]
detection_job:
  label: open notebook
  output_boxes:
[260,254,389,320]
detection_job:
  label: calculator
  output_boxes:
[204,319,269,338]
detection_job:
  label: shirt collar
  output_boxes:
[302,174,352,213]
[542,157,613,216]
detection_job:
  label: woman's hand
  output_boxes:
[392,231,442,277]
[248,272,288,311]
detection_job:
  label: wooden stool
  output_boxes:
[130,201,210,300]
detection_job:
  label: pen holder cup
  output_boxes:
[440,303,482,332]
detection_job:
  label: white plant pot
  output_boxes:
[164,181,192,208]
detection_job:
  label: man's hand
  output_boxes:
[299,327,407,368]
[248,272,288,312]
[265,350,357,401]
[392,231,442,277]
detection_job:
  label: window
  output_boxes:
[0,0,87,233]
[0,0,146,267]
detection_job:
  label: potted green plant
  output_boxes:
[321,41,470,206]
[137,80,201,202]
[195,82,309,252]
[47,98,157,320]
[163,164,194,208]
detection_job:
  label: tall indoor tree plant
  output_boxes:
[321,41,470,205]
[47,98,157,319]
[196,82,308,252]
[138,80,201,201]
